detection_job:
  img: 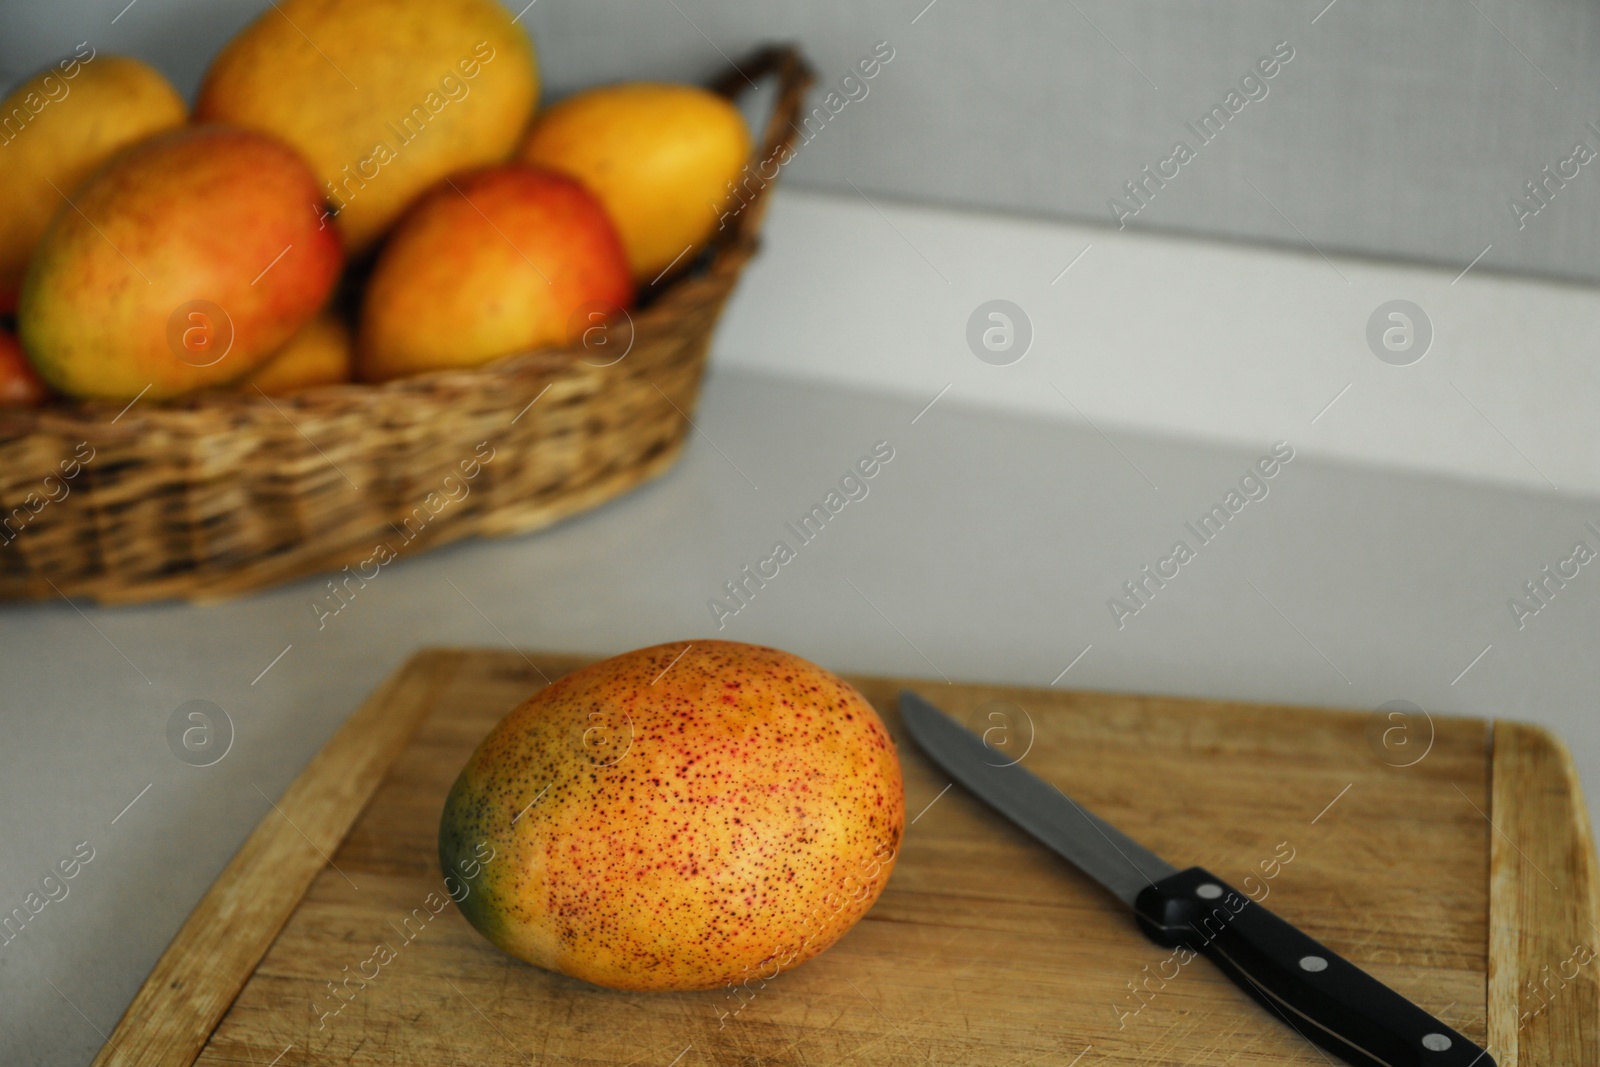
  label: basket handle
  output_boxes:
[709,44,817,248]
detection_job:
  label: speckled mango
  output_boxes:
[438,640,905,991]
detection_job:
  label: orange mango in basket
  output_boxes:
[197,0,539,253]
[250,311,354,395]
[520,83,752,281]
[0,329,49,406]
[17,126,344,401]
[0,52,187,313]
[358,165,632,382]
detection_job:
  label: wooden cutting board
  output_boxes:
[92,648,1598,1067]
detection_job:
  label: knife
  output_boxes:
[898,690,1495,1067]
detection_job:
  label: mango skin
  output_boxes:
[439,640,905,992]
[520,83,751,280]
[196,0,539,253]
[0,329,49,406]
[18,125,343,400]
[358,165,632,381]
[250,311,352,394]
[0,53,187,313]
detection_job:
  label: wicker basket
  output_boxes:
[0,46,813,605]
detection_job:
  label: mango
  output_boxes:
[520,83,751,281]
[0,328,49,406]
[18,126,343,401]
[438,640,904,991]
[197,0,539,253]
[250,311,353,394]
[0,52,186,312]
[359,165,631,382]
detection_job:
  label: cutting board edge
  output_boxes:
[89,646,471,1067]
[1486,719,1600,1067]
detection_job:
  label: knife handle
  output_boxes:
[1133,868,1494,1067]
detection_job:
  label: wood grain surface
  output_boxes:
[92,649,1598,1066]
[1486,722,1600,1066]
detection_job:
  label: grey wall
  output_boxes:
[5,0,1599,283]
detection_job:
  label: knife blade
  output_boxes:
[899,690,1496,1067]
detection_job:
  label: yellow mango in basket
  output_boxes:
[358,165,632,382]
[250,311,353,395]
[18,126,344,401]
[520,83,752,281]
[0,52,186,313]
[197,0,539,253]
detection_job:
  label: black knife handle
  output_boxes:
[1133,868,1495,1067]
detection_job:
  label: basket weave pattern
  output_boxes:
[0,46,812,605]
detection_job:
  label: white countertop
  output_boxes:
[4,192,1599,1065]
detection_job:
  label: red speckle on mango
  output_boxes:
[438,640,905,991]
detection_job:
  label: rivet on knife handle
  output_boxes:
[1134,868,1492,1067]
